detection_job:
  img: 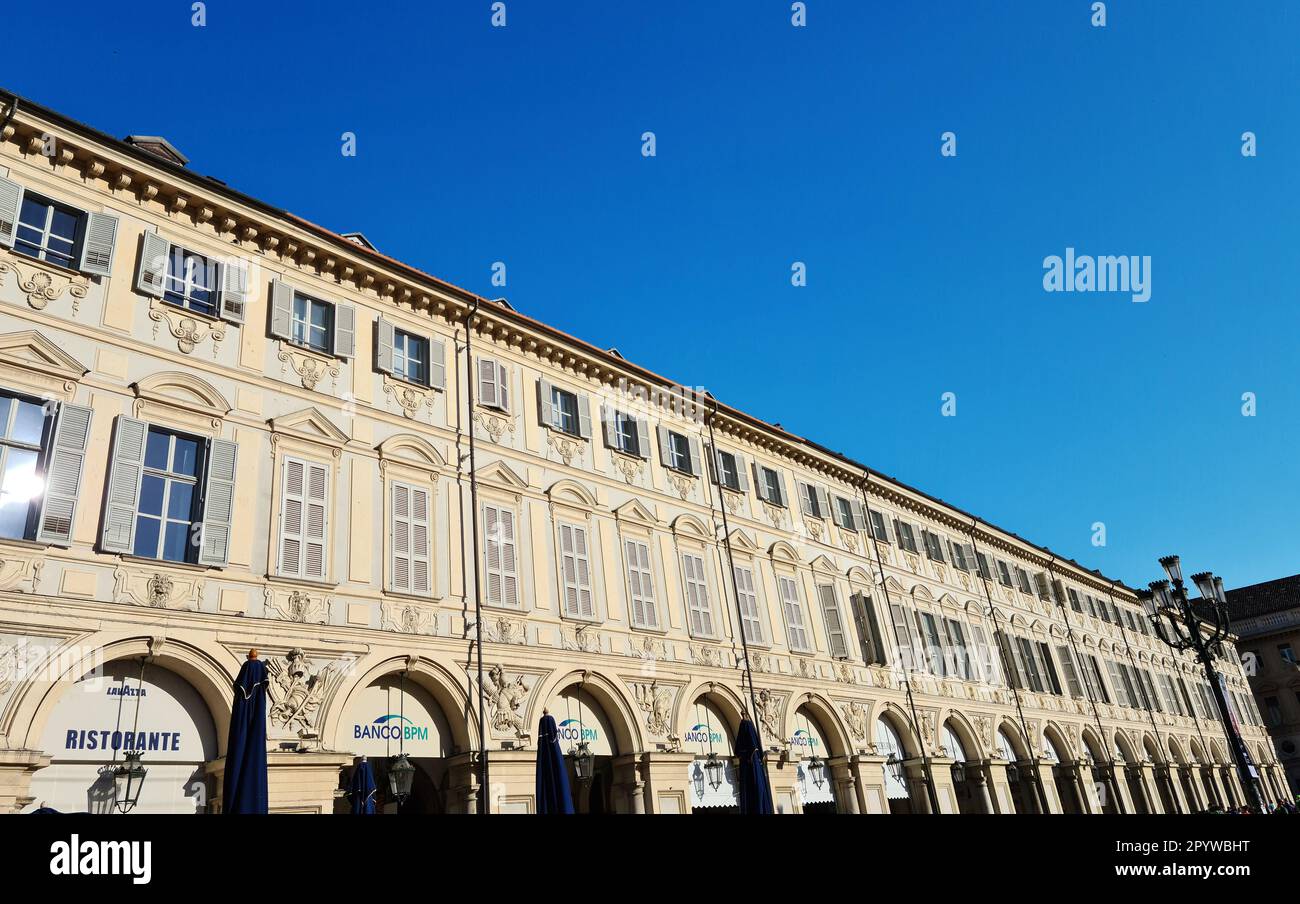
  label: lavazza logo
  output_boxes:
[49,835,152,885]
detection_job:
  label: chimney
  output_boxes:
[124,135,189,166]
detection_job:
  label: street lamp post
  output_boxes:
[1139,555,1262,811]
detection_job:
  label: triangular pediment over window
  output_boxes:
[269,407,350,448]
[0,330,89,384]
[613,498,658,525]
[477,459,528,490]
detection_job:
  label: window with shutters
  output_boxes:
[868,509,891,542]
[849,592,887,665]
[278,456,330,580]
[389,482,432,595]
[552,387,580,436]
[0,391,51,540]
[392,330,429,386]
[1033,572,1052,600]
[559,522,595,619]
[757,466,785,506]
[607,409,642,456]
[894,521,918,554]
[666,430,692,473]
[974,551,993,580]
[1036,642,1062,695]
[1015,637,1044,692]
[817,584,849,659]
[1015,567,1033,595]
[134,428,204,564]
[996,559,1013,587]
[477,357,510,412]
[950,541,971,572]
[889,601,919,671]
[14,194,81,269]
[801,483,823,519]
[833,496,855,530]
[161,245,219,317]
[1055,646,1084,698]
[944,618,972,679]
[733,565,765,645]
[1067,587,1083,612]
[291,293,334,354]
[1084,655,1110,704]
[715,450,741,491]
[919,612,946,676]
[624,539,658,629]
[969,624,996,683]
[778,575,810,652]
[922,530,945,563]
[681,552,714,637]
[483,503,519,608]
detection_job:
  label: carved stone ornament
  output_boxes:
[797,658,814,679]
[804,519,824,542]
[691,643,720,668]
[722,489,743,515]
[842,700,869,742]
[267,648,340,739]
[668,472,695,500]
[633,680,674,738]
[482,664,530,740]
[841,530,859,553]
[473,408,515,444]
[113,568,200,611]
[918,708,938,753]
[562,624,601,654]
[484,615,526,645]
[383,374,435,420]
[0,257,89,312]
[750,652,771,674]
[904,552,919,573]
[973,714,995,756]
[277,343,339,391]
[266,588,329,625]
[836,661,857,685]
[754,688,784,746]
[148,297,227,355]
[0,550,42,593]
[762,501,786,528]
[546,430,583,467]
[630,635,666,661]
[934,563,947,584]
[614,453,644,485]
[380,600,437,635]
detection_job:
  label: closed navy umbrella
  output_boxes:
[348,758,377,815]
[535,710,574,814]
[735,717,774,815]
[222,650,268,814]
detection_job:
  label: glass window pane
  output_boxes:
[49,207,78,241]
[171,437,199,476]
[133,516,160,558]
[138,475,166,516]
[11,399,47,446]
[163,523,191,562]
[0,449,39,539]
[145,431,171,470]
[18,198,46,229]
[167,481,194,519]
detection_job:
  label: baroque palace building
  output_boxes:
[0,90,1283,815]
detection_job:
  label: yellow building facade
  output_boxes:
[0,92,1283,814]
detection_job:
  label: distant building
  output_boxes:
[1227,574,1300,796]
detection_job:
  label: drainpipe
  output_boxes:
[464,298,488,812]
[855,472,941,815]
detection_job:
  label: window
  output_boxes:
[969,624,997,682]
[389,482,431,595]
[137,233,247,322]
[850,592,887,665]
[483,504,519,608]
[1033,572,1051,600]
[895,521,919,554]
[162,245,218,316]
[1056,645,1084,698]
[1036,644,1062,695]
[950,541,971,572]
[919,613,946,676]
[602,407,647,458]
[559,523,594,618]
[291,293,333,353]
[996,560,1013,587]
[1015,637,1044,692]
[1279,644,1297,666]
[733,565,765,645]
[1084,656,1109,704]
[799,482,825,519]
[134,428,203,564]
[0,392,50,540]
[712,448,743,492]
[1015,568,1033,595]
[393,330,429,385]
[755,465,785,506]
[778,575,810,651]
[681,552,713,636]
[1067,588,1082,612]
[869,509,891,543]
[15,194,80,268]
[625,539,658,629]
[833,496,858,531]
[974,551,993,581]
[888,601,919,670]
[477,357,510,411]
[277,456,329,579]
[664,429,694,474]
[817,584,849,659]
[944,619,972,679]
[921,530,946,563]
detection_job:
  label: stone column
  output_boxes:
[927,756,958,813]
[1071,761,1099,813]
[0,748,50,813]
[986,760,1017,814]
[615,754,646,814]
[638,751,695,813]
[904,759,932,814]
[470,748,534,813]
[206,749,352,814]
[967,760,997,814]
[850,754,890,814]
[829,757,860,814]
[1031,761,1061,813]
[1161,766,1189,814]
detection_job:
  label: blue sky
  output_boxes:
[6,1,1297,590]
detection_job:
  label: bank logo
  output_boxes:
[556,719,598,742]
[790,729,820,749]
[353,713,429,742]
[684,723,723,745]
[50,835,151,885]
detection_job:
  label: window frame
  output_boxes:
[392,328,430,387]
[778,574,812,653]
[14,191,83,270]
[290,292,335,354]
[624,537,659,630]
[0,390,52,542]
[133,427,204,565]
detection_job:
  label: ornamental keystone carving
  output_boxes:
[754,688,784,746]
[545,430,582,467]
[380,601,437,635]
[484,615,525,645]
[148,297,227,355]
[482,664,530,740]
[266,588,329,625]
[277,344,339,391]
[761,501,786,528]
[614,453,644,485]
[842,701,869,742]
[562,624,601,654]
[267,648,339,739]
[473,408,515,444]
[721,490,743,515]
[633,680,674,738]
[804,519,824,542]
[841,530,859,553]
[0,258,89,312]
[973,714,995,756]
[383,374,435,420]
[113,568,200,611]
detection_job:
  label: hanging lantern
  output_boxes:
[691,760,706,799]
[112,751,147,814]
[951,758,967,785]
[571,740,595,782]
[387,752,416,804]
[1006,761,1020,785]
[887,754,906,784]
[807,755,827,790]
[703,751,726,792]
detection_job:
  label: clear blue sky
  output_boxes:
[7,1,1297,590]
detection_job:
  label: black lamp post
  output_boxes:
[1140,555,1262,811]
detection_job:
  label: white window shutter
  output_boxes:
[600,404,616,449]
[278,458,306,576]
[819,585,849,659]
[499,508,517,606]
[687,436,702,477]
[478,357,498,408]
[797,482,813,516]
[496,362,510,412]
[484,504,502,605]
[775,470,788,506]
[851,499,866,531]
[100,416,149,554]
[634,417,650,460]
[656,425,672,465]
[391,483,411,592]
[77,211,119,277]
[734,454,749,493]
[333,304,356,358]
[135,232,169,298]
[375,316,395,375]
[427,335,445,389]
[269,280,294,339]
[304,462,329,578]
[35,403,92,546]
[217,257,249,323]
[752,462,766,502]
[816,486,830,519]
[197,438,238,567]
[537,379,555,428]
[0,175,23,247]
[576,393,592,439]
[411,486,431,594]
